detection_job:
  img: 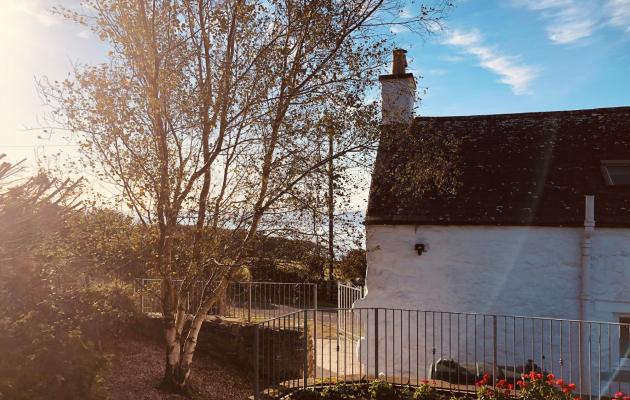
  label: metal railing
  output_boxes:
[253,308,630,399]
[337,282,364,338]
[136,278,317,322]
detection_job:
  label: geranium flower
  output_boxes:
[615,391,625,399]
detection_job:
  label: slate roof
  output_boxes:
[366,106,630,227]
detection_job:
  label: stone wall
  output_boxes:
[137,316,314,384]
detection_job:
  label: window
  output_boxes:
[620,317,630,359]
[601,161,630,186]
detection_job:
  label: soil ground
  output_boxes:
[103,335,252,400]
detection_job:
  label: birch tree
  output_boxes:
[41,0,452,393]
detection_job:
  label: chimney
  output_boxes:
[379,49,416,125]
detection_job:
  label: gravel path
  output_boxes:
[104,336,252,400]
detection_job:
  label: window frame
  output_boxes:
[619,315,630,360]
[601,160,630,186]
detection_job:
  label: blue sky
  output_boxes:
[0,0,629,168]
[398,0,630,116]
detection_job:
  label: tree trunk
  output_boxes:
[326,127,335,298]
[160,285,223,394]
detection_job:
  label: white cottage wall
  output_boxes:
[353,225,630,393]
[357,225,586,318]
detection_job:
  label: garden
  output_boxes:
[282,372,612,400]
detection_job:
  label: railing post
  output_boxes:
[303,309,309,389]
[375,308,379,378]
[492,315,498,385]
[140,279,145,314]
[314,284,318,312]
[248,283,252,323]
[254,324,260,400]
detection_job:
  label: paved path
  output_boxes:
[314,336,362,380]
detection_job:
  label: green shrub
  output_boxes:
[414,382,436,400]
[0,282,137,399]
[516,372,577,400]
[291,387,321,400]
[369,380,396,400]
[62,283,138,343]
[321,383,358,399]
[0,300,109,400]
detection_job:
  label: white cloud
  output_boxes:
[78,29,92,39]
[443,28,539,95]
[13,0,61,27]
[399,7,414,18]
[443,29,482,47]
[607,0,630,32]
[513,0,630,43]
[390,25,407,34]
[513,0,597,44]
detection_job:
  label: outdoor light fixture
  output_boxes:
[415,243,425,255]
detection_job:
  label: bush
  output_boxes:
[414,382,436,400]
[60,283,139,344]
[291,387,321,400]
[514,372,578,400]
[0,283,138,400]
[369,380,397,400]
[0,298,109,400]
[321,382,360,399]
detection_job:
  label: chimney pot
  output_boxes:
[379,48,415,125]
[392,48,408,75]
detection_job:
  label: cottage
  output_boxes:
[354,50,630,389]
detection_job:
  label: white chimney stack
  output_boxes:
[379,49,416,125]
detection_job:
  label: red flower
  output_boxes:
[555,379,564,386]
[547,373,555,381]
[615,392,625,399]
[421,379,429,384]
[535,373,543,380]
[567,383,576,391]
[516,380,525,387]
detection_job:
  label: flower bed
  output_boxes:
[282,372,625,400]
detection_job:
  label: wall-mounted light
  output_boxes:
[415,243,425,255]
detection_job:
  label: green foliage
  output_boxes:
[336,248,367,284]
[0,282,138,400]
[0,168,139,399]
[291,387,321,400]
[515,372,577,400]
[0,298,108,400]
[369,380,396,400]
[414,382,436,400]
[321,383,358,399]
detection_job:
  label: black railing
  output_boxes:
[253,308,630,399]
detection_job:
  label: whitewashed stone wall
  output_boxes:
[353,225,630,393]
